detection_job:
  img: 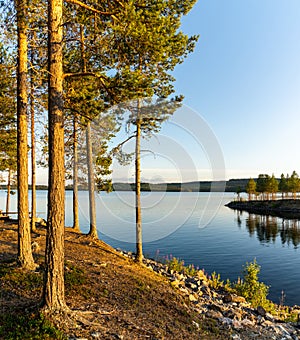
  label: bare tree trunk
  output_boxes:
[42,0,66,311]
[80,25,97,238]
[30,55,37,232]
[135,103,143,263]
[73,113,80,231]
[16,0,36,270]
[6,169,11,215]
[86,121,97,238]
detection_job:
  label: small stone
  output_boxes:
[219,317,233,325]
[257,305,267,317]
[225,310,243,321]
[206,310,223,319]
[232,319,242,329]
[241,319,254,327]
[192,320,200,329]
[265,312,274,322]
[189,294,198,302]
[201,286,211,296]
[231,334,241,340]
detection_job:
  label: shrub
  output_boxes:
[209,272,224,289]
[234,259,274,311]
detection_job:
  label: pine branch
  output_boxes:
[65,0,114,15]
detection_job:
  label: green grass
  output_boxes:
[0,312,66,340]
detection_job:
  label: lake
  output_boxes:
[1,190,299,306]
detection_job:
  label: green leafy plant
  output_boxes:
[209,272,224,289]
[165,256,198,276]
[234,259,275,311]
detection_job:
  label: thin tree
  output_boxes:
[72,112,80,231]
[246,178,256,201]
[112,0,198,262]
[29,32,37,232]
[15,0,36,269]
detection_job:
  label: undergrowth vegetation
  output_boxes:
[165,255,290,317]
[0,312,66,340]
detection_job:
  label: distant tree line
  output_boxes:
[246,171,300,200]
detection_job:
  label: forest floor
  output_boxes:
[0,218,230,340]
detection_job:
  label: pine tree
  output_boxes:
[0,44,17,215]
[246,178,256,201]
[15,0,36,270]
[111,0,198,262]
[42,0,66,311]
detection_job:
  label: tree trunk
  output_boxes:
[30,56,37,232]
[16,0,36,270]
[80,25,97,238]
[135,102,143,263]
[73,113,80,231]
[6,169,11,215]
[86,121,97,238]
[42,0,66,311]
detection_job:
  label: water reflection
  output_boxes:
[237,212,300,248]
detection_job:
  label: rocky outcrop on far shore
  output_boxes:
[226,199,300,219]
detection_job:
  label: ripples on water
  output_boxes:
[1,190,299,306]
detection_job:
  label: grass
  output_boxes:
[0,312,66,340]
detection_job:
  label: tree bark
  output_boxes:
[16,0,36,270]
[86,121,97,238]
[6,169,11,215]
[80,25,97,238]
[135,101,143,263]
[30,55,37,232]
[42,0,66,311]
[73,113,80,231]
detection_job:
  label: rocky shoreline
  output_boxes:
[119,249,300,340]
[226,199,300,219]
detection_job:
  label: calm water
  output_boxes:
[1,190,299,306]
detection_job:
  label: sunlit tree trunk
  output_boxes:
[42,0,66,311]
[15,0,36,270]
[73,113,80,231]
[80,25,97,238]
[6,169,11,215]
[86,121,97,238]
[30,55,37,232]
[135,101,143,263]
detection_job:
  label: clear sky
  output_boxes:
[170,0,300,180]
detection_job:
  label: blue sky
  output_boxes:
[35,1,300,184]
[169,0,300,180]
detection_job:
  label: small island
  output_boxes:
[226,199,300,219]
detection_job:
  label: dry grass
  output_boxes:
[0,219,229,339]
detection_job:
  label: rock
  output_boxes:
[189,294,198,302]
[265,312,274,322]
[223,294,246,304]
[231,334,241,340]
[201,286,211,296]
[225,309,243,321]
[232,319,242,329]
[206,310,223,319]
[257,305,267,317]
[192,320,199,329]
[219,317,233,326]
[241,319,255,327]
